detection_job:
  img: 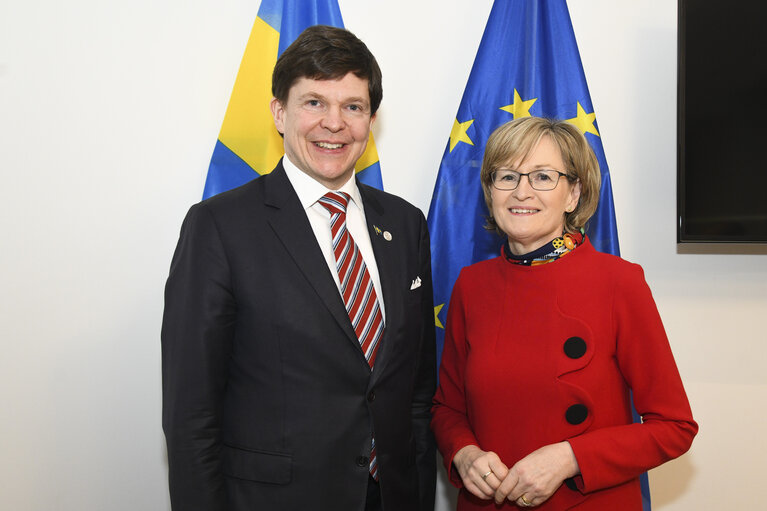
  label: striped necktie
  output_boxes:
[318,191,384,479]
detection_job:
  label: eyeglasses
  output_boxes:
[490,169,573,191]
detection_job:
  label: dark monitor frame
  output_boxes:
[677,0,767,244]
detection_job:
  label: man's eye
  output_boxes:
[307,100,321,107]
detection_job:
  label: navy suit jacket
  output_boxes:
[162,161,436,511]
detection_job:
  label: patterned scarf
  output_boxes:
[503,230,585,266]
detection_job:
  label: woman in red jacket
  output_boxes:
[431,117,697,510]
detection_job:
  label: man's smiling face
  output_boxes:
[270,73,375,189]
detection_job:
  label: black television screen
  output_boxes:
[677,0,767,243]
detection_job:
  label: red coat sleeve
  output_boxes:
[567,263,698,492]
[430,269,480,487]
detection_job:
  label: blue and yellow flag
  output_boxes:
[202,0,383,199]
[428,0,647,506]
[429,0,620,349]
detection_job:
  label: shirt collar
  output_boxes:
[282,155,362,211]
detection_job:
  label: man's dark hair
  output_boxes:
[272,25,383,114]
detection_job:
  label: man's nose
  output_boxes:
[320,106,344,132]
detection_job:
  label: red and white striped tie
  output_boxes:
[318,191,384,479]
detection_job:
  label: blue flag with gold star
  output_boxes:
[429,0,620,347]
[427,0,644,506]
[202,0,383,199]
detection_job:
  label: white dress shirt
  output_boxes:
[282,156,386,322]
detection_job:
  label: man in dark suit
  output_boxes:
[161,25,436,511]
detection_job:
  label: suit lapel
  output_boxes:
[263,163,361,352]
[358,184,399,382]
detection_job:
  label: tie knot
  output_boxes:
[319,191,350,215]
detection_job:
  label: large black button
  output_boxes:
[356,456,369,467]
[565,404,588,425]
[563,336,587,359]
[367,390,376,403]
[565,477,579,491]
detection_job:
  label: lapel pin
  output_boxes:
[373,225,382,235]
[383,231,392,241]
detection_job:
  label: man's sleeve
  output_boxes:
[411,211,437,511]
[161,203,235,511]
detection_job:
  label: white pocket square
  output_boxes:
[410,276,422,290]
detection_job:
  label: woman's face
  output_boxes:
[491,135,581,254]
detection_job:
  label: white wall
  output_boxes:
[1,1,765,509]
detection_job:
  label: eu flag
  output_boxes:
[429,0,620,353]
[428,0,645,507]
[202,0,383,199]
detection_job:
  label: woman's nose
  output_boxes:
[512,175,534,199]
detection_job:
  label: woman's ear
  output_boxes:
[566,180,582,213]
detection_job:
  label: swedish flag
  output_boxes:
[203,0,383,199]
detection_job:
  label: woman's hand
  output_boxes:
[453,444,510,500]
[493,441,580,507]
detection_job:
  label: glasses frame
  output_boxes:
[490,169,574,191]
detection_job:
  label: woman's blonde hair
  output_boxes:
[480,116,601,235]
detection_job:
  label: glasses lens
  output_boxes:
[493,170,520,190]
[530,170,561,190]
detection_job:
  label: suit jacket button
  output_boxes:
[367,390,376,402]
[356,456,369,467]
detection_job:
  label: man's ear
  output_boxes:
[270,97,285,134]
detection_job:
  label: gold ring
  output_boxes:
[520,494,532,506]
[481,470,492,481]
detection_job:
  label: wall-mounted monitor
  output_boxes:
[677,0,767,243]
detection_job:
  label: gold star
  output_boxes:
[449,118,474,152]
[566,102,600,137]
[500,89,537,119]
[434,303,445,329]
